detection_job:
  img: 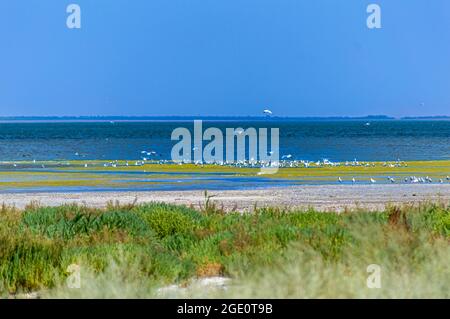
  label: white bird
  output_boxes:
[352,177,356,183]
[84,164,88,168]
[263,109,273,116]
[389,177,395,183]
[338,177,343,183]
[370,178,376,183]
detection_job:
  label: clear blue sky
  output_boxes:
[1,0,449,117]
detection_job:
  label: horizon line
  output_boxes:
[0,115,449,120]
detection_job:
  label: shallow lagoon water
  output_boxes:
[0,120,449,162]
[0,120,449,192]
[1,164,449,193]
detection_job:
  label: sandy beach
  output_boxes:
[1,184,449,211]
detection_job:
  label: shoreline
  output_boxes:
[1,184,449,211]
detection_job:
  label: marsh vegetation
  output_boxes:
[0,197,448,298]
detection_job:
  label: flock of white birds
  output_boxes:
[4,110,449,185]
[8,154,449,186]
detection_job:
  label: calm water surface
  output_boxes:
[0,120,449,162]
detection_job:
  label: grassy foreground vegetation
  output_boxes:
[0,197,448,298]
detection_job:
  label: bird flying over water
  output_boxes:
[263,109,273,116]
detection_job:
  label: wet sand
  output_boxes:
[1,184,449,211]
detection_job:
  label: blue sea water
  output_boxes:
[0,120,448,162]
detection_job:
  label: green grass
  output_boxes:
[0,200,448,298]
